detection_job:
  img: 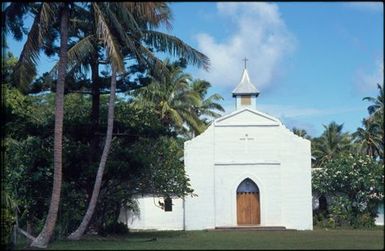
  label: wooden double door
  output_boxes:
[237,192,260,225]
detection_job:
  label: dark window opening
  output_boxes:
[164,197,172,212]
[319,195,328,211]
[237,178,259,193]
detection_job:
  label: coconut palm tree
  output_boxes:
[292,127,311,140]
[28,3,68,248]
[48,2,209,163]
[4,2,71,247]
[131,61,204,135]
[3,2,56,93]
[5,2,210,243]
[4,3,74,247]
[5,2,133,246]
[353,118,382,159]
[68,3,209,240]
[191,80,224,123]
[363,83,384,117]
[360,83,384,160]
[67,63,118,240]
[312,122,352,167]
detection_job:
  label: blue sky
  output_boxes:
[6,2,384,137]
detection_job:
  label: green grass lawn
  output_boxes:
[17,227,384,250]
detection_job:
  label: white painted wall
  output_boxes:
[184,126,216,230]
[184,108,313,230]
[118,195,184,231]
[235,95,257,110]
[120,108,313,231]
[214,164,282,227]
[279,126,313,230]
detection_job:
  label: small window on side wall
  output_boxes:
[164,196,172,212]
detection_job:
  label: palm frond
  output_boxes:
[93,3,124,73]
[39,2,55,38]
[136,43,170,79]
[114,3,143,36]
[168,107,184,127]
[180,110,204,134]
[12,3,55,92]
[123,2,172,30]
[143,30,210,70]
[48,35,95,79]
[104,4,141,56]
[3,2,30,40]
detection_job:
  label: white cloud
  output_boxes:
[346,2,383,12]
[355,59,384,92]
[195,2,296,91]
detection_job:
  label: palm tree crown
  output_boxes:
[312,122,352,167]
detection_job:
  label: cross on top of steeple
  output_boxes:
[232,58,259,97]
[243,57,248,69]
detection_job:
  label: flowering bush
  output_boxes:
[312,153,384,228]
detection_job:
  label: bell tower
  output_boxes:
[232,58,259,110]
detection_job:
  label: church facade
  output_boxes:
[119,68,313,231]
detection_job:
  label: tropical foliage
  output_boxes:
[292,127,311,140]
[3,84,199,242]
[312,122,352,168]
[353,118,383,159]
[312,154,384,228]
[2,2,217,248]
[131,59,224,137]
[356,83,384,161]
[2,1,383,249]
[2,2,223,245]
[311,82,384,228]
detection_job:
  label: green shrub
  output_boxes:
[312,154,384,228]
[351,213,375,229]
[313,214,327,228]
[326,217,336,228]
[99,222,129,236]
[1,208,15,249]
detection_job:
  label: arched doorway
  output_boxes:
[236,178,260,225]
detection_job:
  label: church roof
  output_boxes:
[232,69,259,97]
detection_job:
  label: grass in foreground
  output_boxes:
[17,227,384,250]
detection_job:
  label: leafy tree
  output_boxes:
[3,83,193,237]
[130,136,193,197]
[2,51,18,83]
[2,0,213,244]
[312,153,384,227]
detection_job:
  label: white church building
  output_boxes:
[119,67,313,231]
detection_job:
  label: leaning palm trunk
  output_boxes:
[31,6,68,249]
[68,64,117,240]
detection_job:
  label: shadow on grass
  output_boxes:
[82,230,188,242]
